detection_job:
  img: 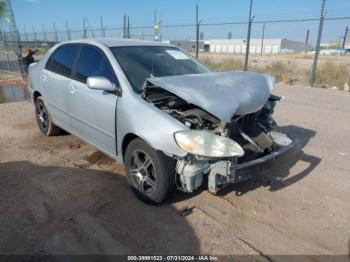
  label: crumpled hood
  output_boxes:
[146,71,274,124]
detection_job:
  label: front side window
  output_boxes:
[110,46,212,92]
[76,46,117,84]
[45,45,78,77]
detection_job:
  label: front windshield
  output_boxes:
[110,46,213,91]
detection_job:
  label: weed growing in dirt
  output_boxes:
[314,61,350,90]
[201,58,300,85]
[201,57,243,71]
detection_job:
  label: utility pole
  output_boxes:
[53,22,58,42]
[342,26,348,49]
[66,20,71,40]
[196,4,199,58]
[244,0,254,71]
[311,0,326,87]
[261,23,265,54]
[305,29,310,53]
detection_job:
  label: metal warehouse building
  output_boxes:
[207,38,308,54]
[162,40,205,52]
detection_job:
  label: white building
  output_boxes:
[207,38,308,54]
[162,40,205,52]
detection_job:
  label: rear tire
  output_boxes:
[124,138,176,204]
[35,96,61,136]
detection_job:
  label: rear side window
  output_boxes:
[75,46,117,84]
[45,45,78,77]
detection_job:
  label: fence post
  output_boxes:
[196,4,199,58]
[123,14,127,39]
[24,26,29,41]
[42,24,47,41]
[244,17,254,71]
[127,16,130,39]
[65,20,71,40]
[154,9,157,41]
[3,32,11,72]
[311,0,326,87]
[261,23,265,54]
[305,29,310,53]
[244,0,254,71]
[53,22,58,42]
[32,26,37,46]
[83,18,87,39]
[100,16,105,38]
[342,26,348,49]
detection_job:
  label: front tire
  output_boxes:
[35,96,61,136]
[124,138,176,204]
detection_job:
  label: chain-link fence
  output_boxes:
[18,17,349,52]
[0,31,22,74]
[1,0,349,87]
[0,0,23,75]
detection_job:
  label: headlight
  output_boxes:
[174,130,244,158]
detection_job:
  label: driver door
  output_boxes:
[68,45,119,157]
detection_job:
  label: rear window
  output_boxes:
[45,45,78,77]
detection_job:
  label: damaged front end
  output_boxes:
[142,72,301,194]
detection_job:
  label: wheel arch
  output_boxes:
[33,91,41,103]
[121,133,140,160]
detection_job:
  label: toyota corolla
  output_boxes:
[28,39,301,203]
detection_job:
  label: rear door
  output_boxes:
[68,45,118,157]
[42,44,79,131]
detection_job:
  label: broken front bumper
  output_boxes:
[208,136,302,194]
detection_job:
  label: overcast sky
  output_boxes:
[11,0,350,43]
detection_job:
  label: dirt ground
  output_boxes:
[0,72,26,88]
[0,84,349,257]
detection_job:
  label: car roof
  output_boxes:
[64,38,171,48]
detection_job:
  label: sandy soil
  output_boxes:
[0,84,349,257]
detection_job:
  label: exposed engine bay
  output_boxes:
[143,84,222,131]
[142,79,295,194]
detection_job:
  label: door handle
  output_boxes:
[41,75,47,82]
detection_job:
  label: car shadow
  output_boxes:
[0,161,200,255]
[217,125,321,197]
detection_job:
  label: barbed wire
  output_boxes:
[19,16,350,34]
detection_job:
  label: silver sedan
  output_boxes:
[28,39,300,203]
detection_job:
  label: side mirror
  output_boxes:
[87,76,116,92]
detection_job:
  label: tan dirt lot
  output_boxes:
[0,84,349,257]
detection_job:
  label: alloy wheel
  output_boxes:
[36,102,48,131]
[129,150,157,195]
